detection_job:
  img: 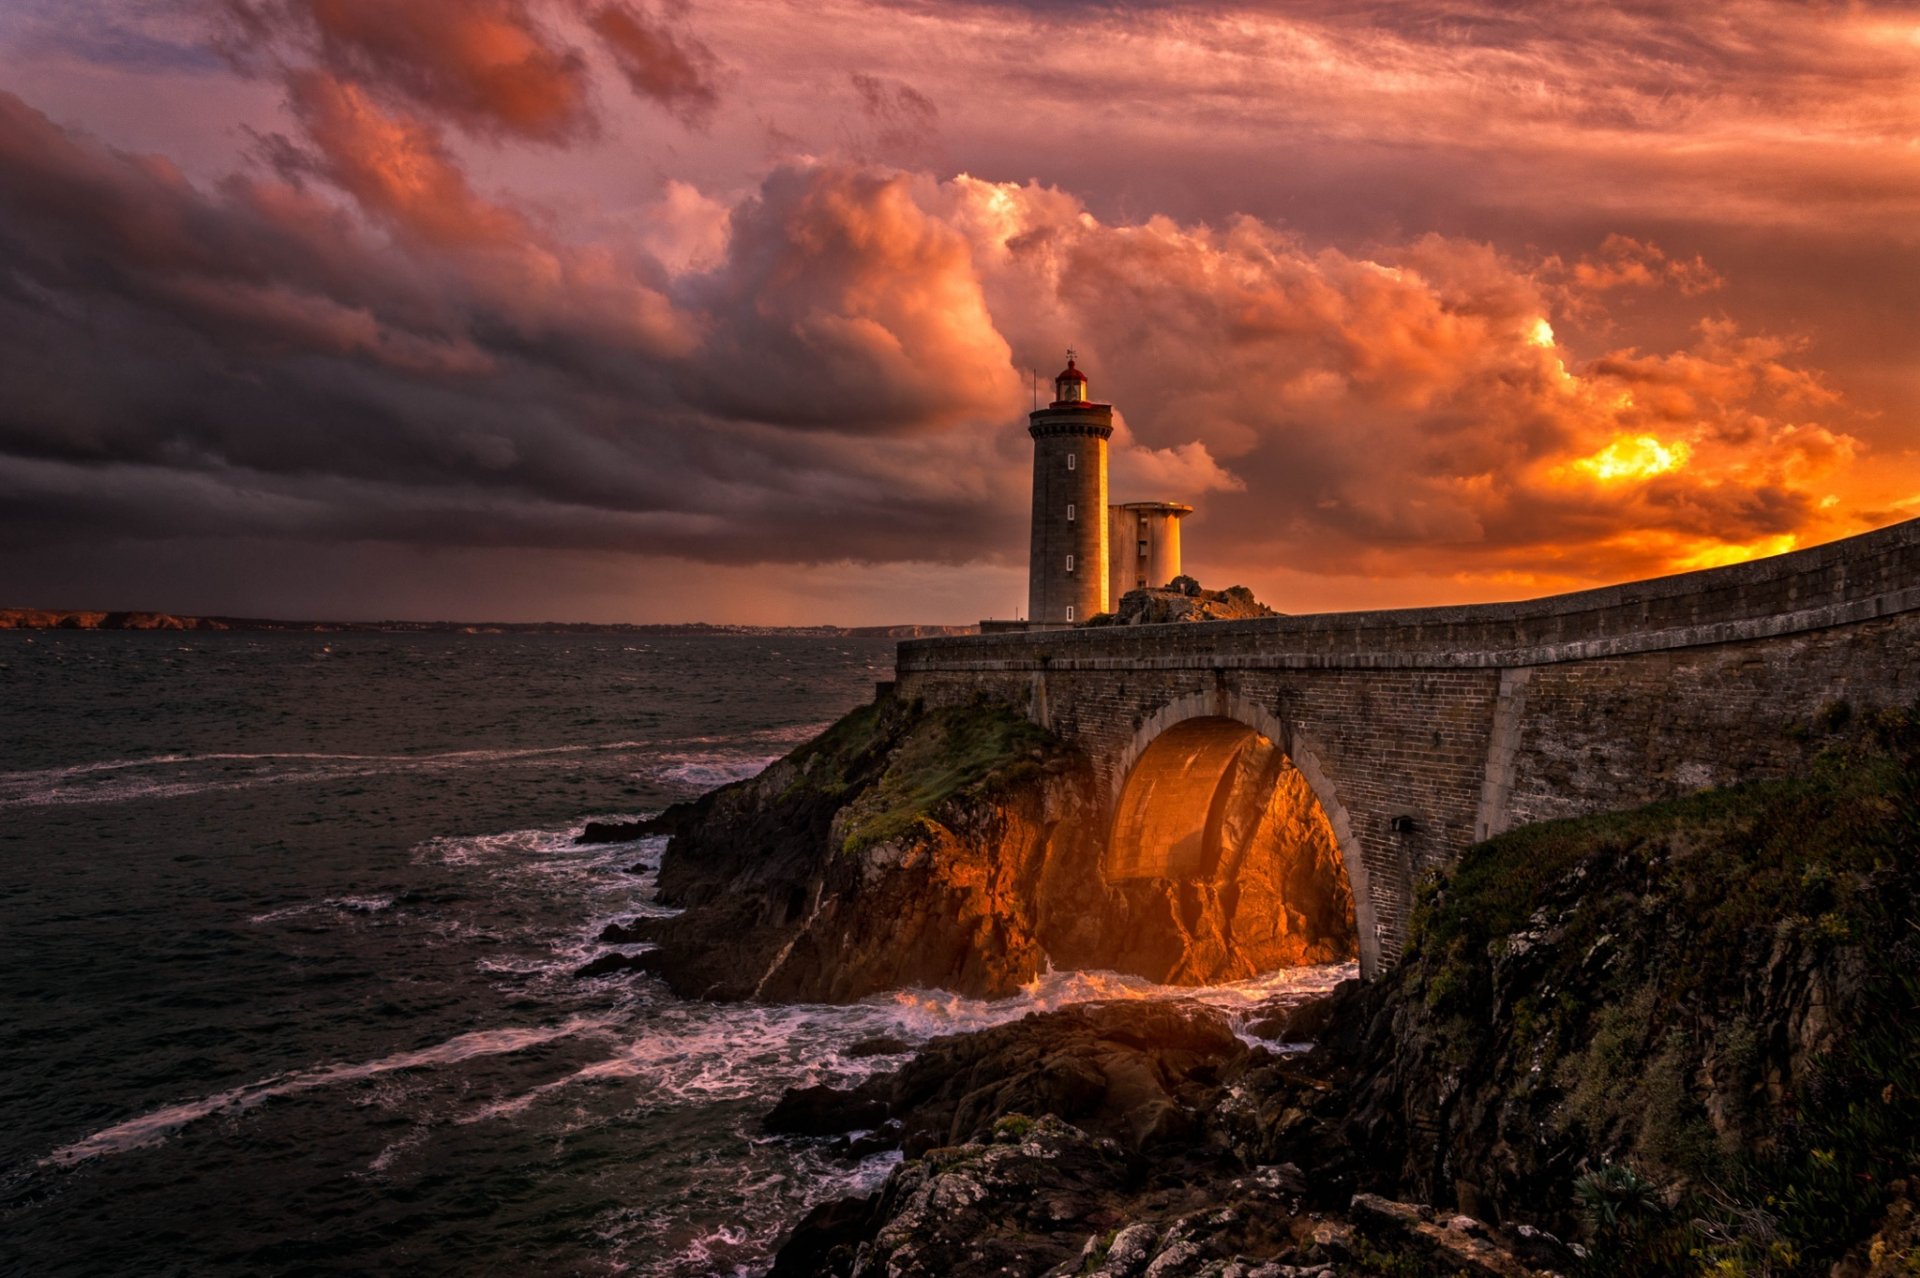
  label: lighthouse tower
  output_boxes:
[1027,353,1112,626]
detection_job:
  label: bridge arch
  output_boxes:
[1108,689,1387,977]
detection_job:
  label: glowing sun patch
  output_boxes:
[1569,434,1691,482]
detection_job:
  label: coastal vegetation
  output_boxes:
[1376,711,1920,1274]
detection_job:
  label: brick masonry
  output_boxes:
[896,517,1920,976]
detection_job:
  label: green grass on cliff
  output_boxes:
[837,700,1059,856]
[1402,714,1920,1276]
[777,696,1064,857]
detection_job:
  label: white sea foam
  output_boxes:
[365,1124,433,1174]
[613,1144,901,1278]
[452,961,1355,1131]
[43,1015,621,1168]
[0,738,755,810]
[247,893,400,924]
[651,753,780,789]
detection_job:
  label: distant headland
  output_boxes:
[0,608,975,639]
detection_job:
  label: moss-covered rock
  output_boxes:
[1286,726,1920,1273]
[831,701,1055,856]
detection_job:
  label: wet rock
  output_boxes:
[769,1191,879,1278]
[886,1001,1248,1157]
[764,1081,891,1137]
[620,861,655,874]
[1244,992,1341,1044]
[572,950,659,979]
[830,1119,903,1160]
[848,1115,1132,1277]
[596,920,650,943]
[575,813,678,844]
[846,1034,913,1058]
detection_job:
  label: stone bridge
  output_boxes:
[895,518,1920,977]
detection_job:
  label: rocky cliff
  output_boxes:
[625,692,1353,1001]
[764,721,1920,1276]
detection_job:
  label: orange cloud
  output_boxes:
[1559,235,1723,297]
[937,176,1873,590]
[223,0,596,142]
[287,71,528,247]
[218,0,723,144]
[682,165,1017,432]
[586,2,720,126]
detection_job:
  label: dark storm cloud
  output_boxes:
[0,91,1027,571]
[2,0,1916,620]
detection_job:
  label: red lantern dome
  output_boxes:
[1053,352,1088,404]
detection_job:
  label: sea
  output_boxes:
[0,632,1351,1276]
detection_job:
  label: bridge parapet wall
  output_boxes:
[895,518,1920,975]
[901,517,1920,676]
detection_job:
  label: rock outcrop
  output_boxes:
[770,727,1920,1275]
[770,1001,1572,1277]
[633,694,1099,1000]
[1085,578,1278,627]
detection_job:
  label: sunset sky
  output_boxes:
[2,0,1916,625]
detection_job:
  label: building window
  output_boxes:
[1066,453,1076,470]
[1067,503,1075,522]
[1065,554,1075,572]
[1138,539,1148,558]
[1137,576,1146,589]
[1066,606,1075,622]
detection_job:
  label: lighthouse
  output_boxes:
[1027,353,1112,626]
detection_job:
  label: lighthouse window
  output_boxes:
[1067,503,1076,522]
[1065,554,1075,572]
[1066,454,1076,470]
[1138,539,1148,558]
[1066,606,1075,622]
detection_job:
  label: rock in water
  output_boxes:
[885,1001,1248,1157]
[572,951,659,979]
[574,811,682,844]
[763,1082,890,1137]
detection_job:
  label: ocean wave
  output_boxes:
[449,961,1355,1132]
[43,1015,622,1168]
[2,720,826,809]
[247,894,400,925]
[0,740,749,810]
[652,754,780,790]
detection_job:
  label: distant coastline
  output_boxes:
[0,608,976,639]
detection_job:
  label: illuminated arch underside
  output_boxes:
[1105,716,1357,980]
